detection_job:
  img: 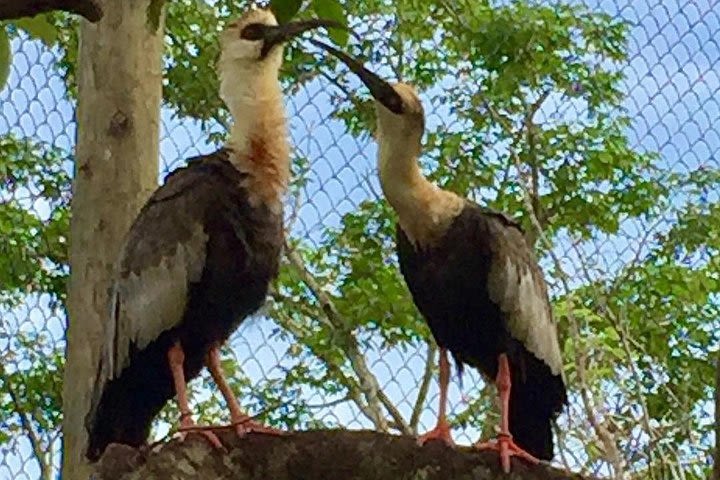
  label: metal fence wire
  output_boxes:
[1,0,719,479]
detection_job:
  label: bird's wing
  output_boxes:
[101,152,239,381]
[482,210,564,377]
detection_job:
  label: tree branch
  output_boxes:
[410,342,437,432]
[93,430,594,480]
[486,91,550,244]
[283,245,412,435]
[565,237,676,476]
[268,293,384,429]
[526,90,550,225]
[0,0,102,22]
[317,68,354,100]
[284,247,388,430]
[494,158,514,206]
[0,366,51,480]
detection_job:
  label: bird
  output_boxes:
[312,40,567,473]
[85,9,342,461]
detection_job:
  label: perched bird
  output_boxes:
[314,41,567,473]
[85,9,341,461]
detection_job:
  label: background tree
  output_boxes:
[61,0,165,478]
[0,0,717,479]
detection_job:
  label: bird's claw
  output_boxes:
[177,418,283,438]
[231,416,285,437]
[176,417,225,451]
[474,433,539,473]
[416,421,455,447]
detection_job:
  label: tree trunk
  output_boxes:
[92,430,593,480]
[62,2,164,479]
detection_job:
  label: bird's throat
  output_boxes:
[223,71,290,211]
[378,148,464,248]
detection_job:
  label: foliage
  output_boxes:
[0,135,71,306]
[0,134,69,479]
[0,331,64,468]
[0,29,9,90]
[0,14,60,90]
[48,0,349,133]
[0,1,717,480]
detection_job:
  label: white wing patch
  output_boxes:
[488,255,563,376]
[104,224,209,380]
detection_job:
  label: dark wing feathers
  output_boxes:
[100,151,248,381]
[464,203,563,376]
[87,151,276,460]
[395,201,565,459]
[120,149,235,274]
[397,202,563,376]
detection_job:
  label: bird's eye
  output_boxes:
[240,23,265,40]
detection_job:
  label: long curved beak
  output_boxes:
[260,19,348,58]
[309,39,405,115]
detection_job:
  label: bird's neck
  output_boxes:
[377,141,464,248]
[221,66,290,211]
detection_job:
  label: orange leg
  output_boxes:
[167,342,223,449]
[205,345,284,437]
[417,348,455,447]
[474,353,539,473]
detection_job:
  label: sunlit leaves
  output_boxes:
[1,0,717,477]
[271,0,303,24]
[0,135,71,306]
[49,0,331,131]
[319,200,430,344]
[0,328,64,475]
[11,15,59,46]
[311,0,349,47]
[0,28,9,90]
[0,333,64,437]
[0,13,61,91]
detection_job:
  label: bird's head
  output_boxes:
[219,9,282,71]
[219,8,342,74]
[310,40,425,148]
[373,82,425,146]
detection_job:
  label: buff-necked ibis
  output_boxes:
[85,9,342,461]
[314,41,567,473]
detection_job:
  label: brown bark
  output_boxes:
[93,430,594,480]
[62,1,164,479]
[0,0,102,21]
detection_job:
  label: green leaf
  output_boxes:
[311,0,348,47]
[0,28,9,91]
[271,0,304,24]
[13,15,57,46]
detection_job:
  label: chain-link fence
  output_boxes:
[1,0,719,479]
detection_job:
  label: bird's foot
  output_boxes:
[230,415,285,437]
[182,415,285,437]
[474,433,539,473]
[416,421,455,447]
[176,415,225,450]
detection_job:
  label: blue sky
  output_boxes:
[1,0,719,478]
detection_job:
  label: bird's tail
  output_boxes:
[508,353,567,460]
[85,340,176,462]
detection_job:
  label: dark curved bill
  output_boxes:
[309,39,405,115]
[261,19,352,58]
